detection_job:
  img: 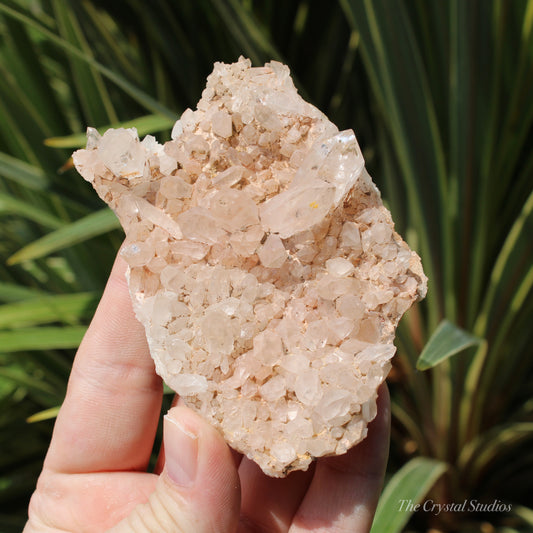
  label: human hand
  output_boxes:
[25,253,390,533]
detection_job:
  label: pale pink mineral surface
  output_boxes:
[74,57,427,477]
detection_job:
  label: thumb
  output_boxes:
[110,406,241,533]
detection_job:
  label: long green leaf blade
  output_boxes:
[8,208,121,265]
[0,13,68,136]
[0,3,176,119]
[53,0,117,125]
[0,283,46,303]
[0,292,98,328]
[0,152,49,190]
[0,326,86,352]
[417,320,482,371]
[370,457,447,533]
[0,367,56,395]
[0,192,63,229]
[26,406,61,423]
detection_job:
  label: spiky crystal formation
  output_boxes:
[74,57,427,476]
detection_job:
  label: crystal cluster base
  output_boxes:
[74,57,427,477]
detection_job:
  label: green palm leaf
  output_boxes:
[8,209,121,265]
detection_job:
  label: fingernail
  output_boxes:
[164,411,199,487]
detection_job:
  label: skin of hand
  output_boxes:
[24,253,391,533]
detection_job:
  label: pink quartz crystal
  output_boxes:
[74,57,427,477]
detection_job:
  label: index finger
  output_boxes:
[44,253,163,475]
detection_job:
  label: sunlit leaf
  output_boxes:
[0,292,98,328]
[0,326,86,352]
[417,320,482,371]
[7,209,121,265]
[371,457,447,533]
[26,406,61,423]
[513,505,533,526]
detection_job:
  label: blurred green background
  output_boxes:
[0,1,532,531]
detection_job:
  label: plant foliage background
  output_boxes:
[0,1,532,531]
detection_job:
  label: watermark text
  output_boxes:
[398,499,511,516]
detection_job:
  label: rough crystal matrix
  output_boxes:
[74,57,427,477]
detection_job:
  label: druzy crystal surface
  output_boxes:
[74,57,427,477]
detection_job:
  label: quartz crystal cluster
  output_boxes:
[73,57,427,477]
